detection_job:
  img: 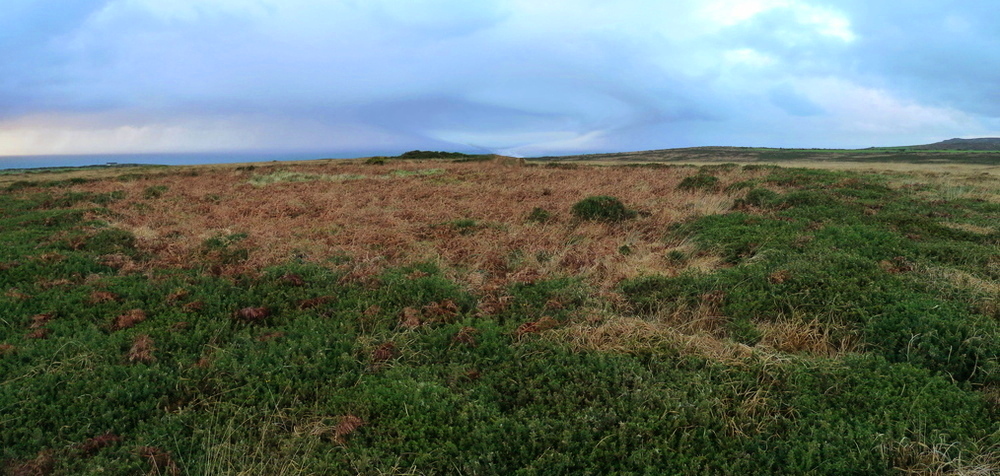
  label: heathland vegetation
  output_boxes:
[1,155,999,473]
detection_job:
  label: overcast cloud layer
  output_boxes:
[2,0,999,159]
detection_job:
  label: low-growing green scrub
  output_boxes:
[677,172,720,191]
[571,195,637,223]
[142,185,169,199]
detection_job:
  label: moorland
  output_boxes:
[1,149,999,474]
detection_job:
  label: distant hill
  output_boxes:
[535,145,1000,166]
[906,138,1000,151]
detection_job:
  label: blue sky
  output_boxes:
[2,0,999,159]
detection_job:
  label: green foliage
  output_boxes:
[142,185,169,199]
[364,156,388,165]
[85,228,138,256]
[726,318,762,345]
[647,168,1000,385]
[570,195,637,223]
[677,173,720,191]
[199,232,250,267]
[526,207,553,223]
[736,187,780,208]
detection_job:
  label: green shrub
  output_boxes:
[91,190,127,205]
[737,187,780,208]
[199,232,250,267]
[85,228,138,255]
[726,318,762,346]
[677,174,719,191]
[365,157,388,165]
[142,185,169,199]
[6,180,37,191]
[724,180,758,192]
[571,196,637,223]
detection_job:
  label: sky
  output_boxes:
[2,0,1000,162]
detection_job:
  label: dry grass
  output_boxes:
[137,445,180,476]
[551,313,755,363]
[71,161,766,291]
[922,266,1000,317]
[755,317,858,357]
[127,334,156,364]
[111,309,147,331]
[887,170,1000,203]
[884,438,1000,476]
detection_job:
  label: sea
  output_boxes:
[0,151,379,171]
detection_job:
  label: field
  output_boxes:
[2,155,999,474]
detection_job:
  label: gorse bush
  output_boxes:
[571,196,637,223]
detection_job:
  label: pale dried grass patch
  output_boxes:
[755,317,858,357]
[942,222,996,235]
[923,266,1000,316]
[552,315,754,363]
[889,171,1000,203]
[883,438,1000,476]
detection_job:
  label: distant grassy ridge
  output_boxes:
[538,146,1000,165]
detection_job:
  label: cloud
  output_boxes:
[2,0,1000,159]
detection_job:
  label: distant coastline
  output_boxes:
[0,151,374,170]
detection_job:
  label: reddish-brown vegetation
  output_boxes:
[76,433,122,456]
[111,309,147,331]
[6,450,55,476]
[280,273,306,286]
[452,327,479,347]
[5,288,30,300]
[879,256,914,274]
[164,289,189,302]
[127,334,156,364]
[233,306,270,323]
[298,296,333,309]
[371,342,398,364]
[514,316,560,339]
[136,446,180,476]
[332,415,365,445]
[399,307,422,329]
[423,299,459,321]
[74,161,762,291]
[0,261,21,271]
[25,328,50,340]
[89,290,120,304]
[28,313,54,329]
